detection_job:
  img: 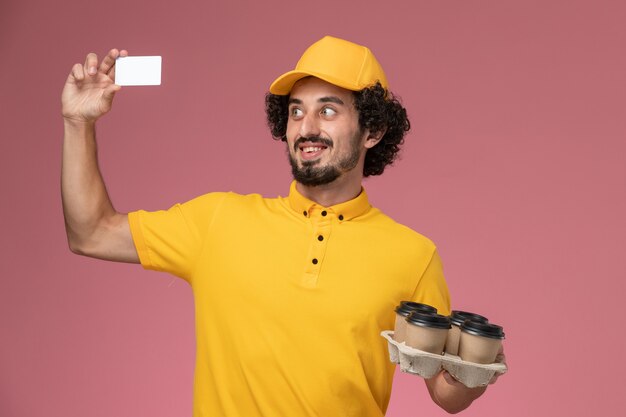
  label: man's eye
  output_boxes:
[291,108,303,117]
[321,107,336,116]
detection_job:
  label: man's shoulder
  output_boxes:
[185,189,284,212]
[367,207,437,250]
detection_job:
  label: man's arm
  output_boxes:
[61,48,139,263]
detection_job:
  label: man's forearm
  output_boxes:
[61,119,117,252]
[425,371,487,414]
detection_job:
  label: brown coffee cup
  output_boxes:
[458,320,505,364]
[445,311,489,355]
[404,312,451,354]
[393,301,437,343]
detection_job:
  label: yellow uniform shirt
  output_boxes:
[128,182,450,417]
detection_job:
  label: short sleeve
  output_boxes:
[128,192,228,282]
[410,249,451,316]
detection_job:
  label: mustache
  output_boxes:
[293,136,333,152]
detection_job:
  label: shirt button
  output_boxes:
[303,210,307,217]
[318,235,324,241]
[312,258,318,264]
[338,215,344,220]
[321,211,327,216]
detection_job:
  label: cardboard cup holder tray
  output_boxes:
[381,330,507,388]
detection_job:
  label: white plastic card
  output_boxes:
[115,56,162,86]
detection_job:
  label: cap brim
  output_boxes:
[269,70,362,95]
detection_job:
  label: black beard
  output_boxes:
[289,156,342,186]
[288,135,361,187]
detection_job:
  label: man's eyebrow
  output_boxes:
[319,96,344,105]
[287,96,345,105]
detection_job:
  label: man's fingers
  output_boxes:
[442,370,462,386]
[442,371,455,385]
[103,49,129,81]
[71,63,85,81]
[84,52,98,76]
[99,49,120,75]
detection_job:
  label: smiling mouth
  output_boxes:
[294,135,332,160]
[301,145,327,153]
[298,144,328,161]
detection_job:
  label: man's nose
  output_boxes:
[299,112,321,138]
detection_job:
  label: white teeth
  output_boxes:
[302,147,323,153]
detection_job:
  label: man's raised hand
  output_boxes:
[61,48,128,123]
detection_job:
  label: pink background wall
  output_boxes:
[1,0,625,415]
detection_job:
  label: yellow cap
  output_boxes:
[269,36,388,95]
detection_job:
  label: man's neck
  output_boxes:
[295,174,363,207]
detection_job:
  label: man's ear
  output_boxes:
[364,128,386,149]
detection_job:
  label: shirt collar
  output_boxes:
[287,181,371,222]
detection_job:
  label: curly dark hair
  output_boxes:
[265,82,410,177]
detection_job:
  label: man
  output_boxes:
[61,36,497,416]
